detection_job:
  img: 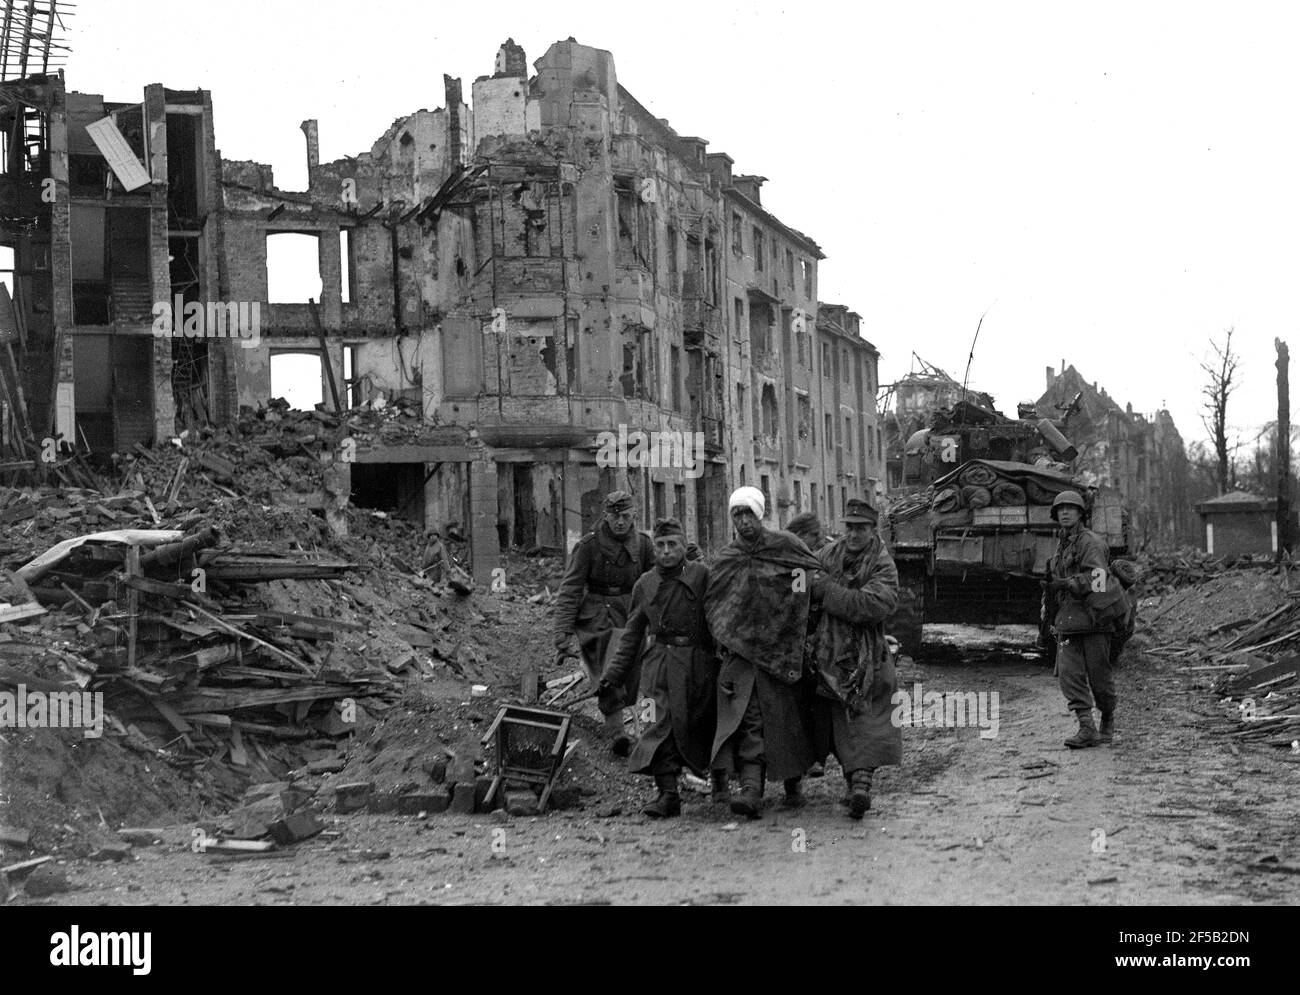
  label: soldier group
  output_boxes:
[553,486,900,820]
[554,479,1135,820]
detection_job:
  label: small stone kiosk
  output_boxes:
[1196,490,1278,557]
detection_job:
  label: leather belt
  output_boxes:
[589,585,631,597]
[647,633,697,647]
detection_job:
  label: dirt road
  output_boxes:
[19,627,1300,906]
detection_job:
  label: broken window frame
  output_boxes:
[265,231,324,304]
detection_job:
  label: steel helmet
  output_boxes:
[1050,490,1087,520]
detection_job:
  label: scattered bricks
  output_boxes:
[23,863,70,897]
[86,842,133,862]
[425,757,448,783]
[547,785,582,810]
[267,811,324,846]
[398,791,450,815]
[334,782,374,814]
[306,757,347,775]
[244,781,313,813]
[504,789,539,817]
[368,790,402,814]
[450,783,476,814]
[0,825,31,848]
[116,829,162,847]
[225,795,286,839]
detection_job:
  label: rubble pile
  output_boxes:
[1142,565,1300,752]
[1136,547,1278,596]
[0,407,551,846]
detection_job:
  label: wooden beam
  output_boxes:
[308,299,343,414]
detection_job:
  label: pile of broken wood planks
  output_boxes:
[2,521,402,779]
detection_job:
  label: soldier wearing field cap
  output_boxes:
[786,511,825,553]
[553,489,655,755]
[805,497,901,818]
[598,517,718,817]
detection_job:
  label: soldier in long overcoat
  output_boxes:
[806,497,902,818]
[599,518,718,817]
[705,486,822,818]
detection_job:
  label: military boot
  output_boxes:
[1064,709,1100,749]
[1098,710,1115,744]
[731,763,764,819]
[848,768,873,820]
[642,774,681,818]
[781,777,807,809]
[710,769,731,805]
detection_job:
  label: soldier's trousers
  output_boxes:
[649,735,685,777]
[1057,632,1116,715]
[713,688,764,774]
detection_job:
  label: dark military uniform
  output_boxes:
[601,560,718,777]
[807,533,902,776]
[552,521,655,702]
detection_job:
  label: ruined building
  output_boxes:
[1038,364,1194,547]
[0,38,887,580]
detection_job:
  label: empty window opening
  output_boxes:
[71,204,107,324]
[73,333,153,453]
[760,384,778,438]
[343,344,363,408]
[749,301,771,355]
[0,245,12,296]
[351,462,426,525]
[69,153,107,198]
[753,227,764,270]
[266,232,322,303]
[270,351,324,411]
[666,224,678,291]
[340,230,354,304]
[670,344,682,410]
[704,238,718,305]
[166,112,202,228]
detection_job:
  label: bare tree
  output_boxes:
[1200,328,1242,495]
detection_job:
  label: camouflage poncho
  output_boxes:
[704,528,823,685]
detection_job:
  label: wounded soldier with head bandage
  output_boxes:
[704,486,823,818]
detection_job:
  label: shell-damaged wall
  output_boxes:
[221,79,470,416]
[431,39,721,545]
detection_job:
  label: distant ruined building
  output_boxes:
[1037,364,1194,548]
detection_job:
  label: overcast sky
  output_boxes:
[64,0,1297,453]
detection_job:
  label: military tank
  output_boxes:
[884,399,1129,659]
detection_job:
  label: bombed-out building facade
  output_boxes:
[1,39,886,581]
